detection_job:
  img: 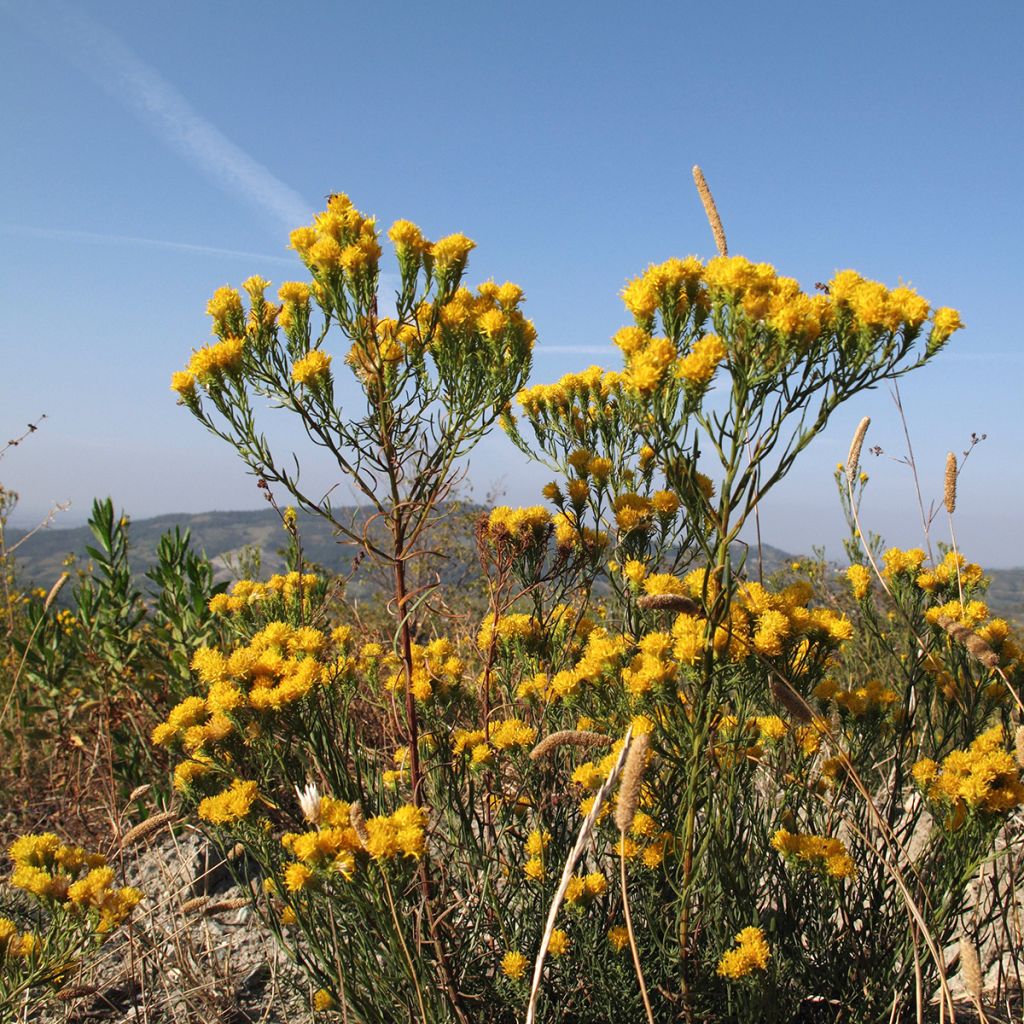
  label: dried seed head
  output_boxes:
[959,932,983,1001]
[846,417,871,483]
[180,896,210,915]
[944,452,957,515]
[56,985,98,1002]
[935,614,999,670]
[43,572,69,612]
[770,678,812,724]
[1014,725,1024,770]
[637,593,700,614]
[119,810,178,850]
[128,785,151,802]
[204,897,250,915]
[692,165,728,257]
[614,733,651,833]
[529,730,614,761]
[349,800,370,844]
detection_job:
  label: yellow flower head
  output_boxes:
[292,350,332,387]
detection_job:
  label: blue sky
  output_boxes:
[1,0,1021,565]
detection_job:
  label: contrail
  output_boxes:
[1,0,315,232]
[1,224,297,265]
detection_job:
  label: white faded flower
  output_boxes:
[296,780,322,824]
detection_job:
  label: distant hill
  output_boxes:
[7,509,1023,624]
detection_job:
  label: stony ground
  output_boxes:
[17,827,313,1024]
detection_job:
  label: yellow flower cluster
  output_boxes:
[208,572,320,615]
[916,550,985,594]
[671,575,852,665]
[291,349,332,387]
[477,613,542,652]
[484,505,552,549]
[813,678,898,717]
[206,285,245,327]
[382,636,464,703]
[716,926,771,980]
[846,563,872,600]
[564,871,608,904]
[771,829,856,879]
[912,726,1024,815]
[152,621,351,759]
[642,573,685,596]
[0,917,38,960]
[620,256,704,323]
[198,778,260,825]
[881,547,928,581]
[522,828,551,881]
[501,949,529,980]
[550,511,609,553]
[612,492,655,531]
[179,336,246,391]
[547,928,570,958]
[542,627,629,702]
[427,282,536,348]
[620,631,676,696]
[290,193,382,278]
[454,718,537,767]
[676,333,728,386]
[516,366,622,423]
[8,834,142,932]
[281,799,428,890]
[924,598,989,629]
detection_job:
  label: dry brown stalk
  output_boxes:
[1015,725,1024,770]
[692,165,728,256]
[614,732,651,833]
[846,417,871,483]
[636,593,700,614]
[119,811,179,850]
[349,800,370,844]
[935,614,999,670]
[529,729,613,760]
[944,452,958,515]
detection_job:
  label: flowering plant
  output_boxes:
[159,186,1024,1023]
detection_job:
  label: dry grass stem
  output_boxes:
[529,729,614,760]
[526,726,634,1024]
